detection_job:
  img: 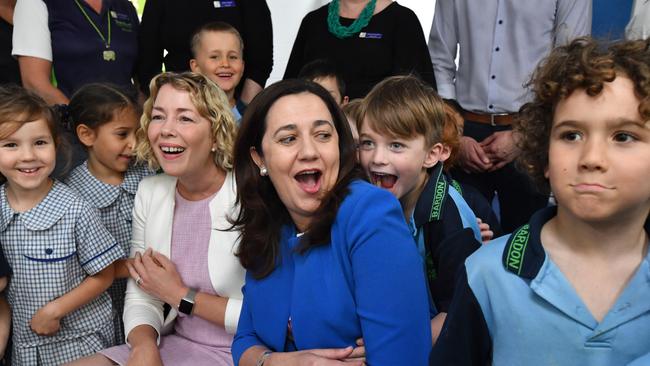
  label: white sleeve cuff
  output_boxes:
[12,0,52,60]
[224,297,243,334]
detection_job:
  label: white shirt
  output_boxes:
[428,0,591,113]
[12,0,52,60]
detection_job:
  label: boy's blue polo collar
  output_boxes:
[498,207,650,345]
[413,162,449,228]
[0,180,74,231]
[502,207,650,280]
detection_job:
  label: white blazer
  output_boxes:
[123,172,245,343]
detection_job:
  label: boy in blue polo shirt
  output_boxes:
[430,37,650,365]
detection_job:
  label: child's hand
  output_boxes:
[30,301,62,336]
[477,218,494,243]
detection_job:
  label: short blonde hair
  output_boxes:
[135,72,237,171]
[360,75,446,147]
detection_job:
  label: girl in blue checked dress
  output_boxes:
[0,85,124,365]
[64,83,151,344]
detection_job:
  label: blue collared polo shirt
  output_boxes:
[46,0,138,97]
[431,207,650,365]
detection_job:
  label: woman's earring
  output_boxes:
[260,167,268,176]
[211,147,217,152]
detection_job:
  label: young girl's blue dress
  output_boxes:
[0,181,124,365]
[66,161,151,344]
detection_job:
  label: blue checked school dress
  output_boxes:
[0,181,125,365]
[66,162,151,344]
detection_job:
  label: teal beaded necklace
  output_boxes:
[327,0,377,39]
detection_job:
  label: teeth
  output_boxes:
[19,168,38,173]
[161,146,185,153]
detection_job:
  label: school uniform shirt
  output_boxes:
[233,180,432,366]
[283,2,435,99]
[12,0,139,97]
[411,162,483,313]
[65,161,151,344]
[0,180,124,365]
[430,207,650,365]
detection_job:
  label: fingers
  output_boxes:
[348,345,366,359]
[355,338,364,346]
[151,251,173,269]
[472,144,492,168]
[310,346,355,360]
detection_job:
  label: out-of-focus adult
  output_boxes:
[0,0,19,85]
[283,0,434,99]
[137,0,273,104]
[428,0,591,232]
[12,0,139,104]
[67,72,245,366]
[626,0,650,40]
[230,79,431,366]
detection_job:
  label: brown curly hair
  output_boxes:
[516,37,650,193]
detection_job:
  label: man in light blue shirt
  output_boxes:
[427,0,591,232]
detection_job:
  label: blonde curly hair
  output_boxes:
[135,72,237,171]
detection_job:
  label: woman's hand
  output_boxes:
[268,347,364,366]
[126,341,163,366]
[30,300,62,336]
[126,249,187,306]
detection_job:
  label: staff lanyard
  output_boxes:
[73,0,115,61]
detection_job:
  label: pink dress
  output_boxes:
[100,190,234,365]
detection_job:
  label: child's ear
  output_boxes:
[76,124,96,147]
[544,165,550,179]
[342,96,349,105]
[189,59,199,73]
[423,142,444,169]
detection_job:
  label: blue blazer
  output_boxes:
[232,180,432,365]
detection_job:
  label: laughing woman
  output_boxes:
[69,72,244,366]
[230,79,431,366]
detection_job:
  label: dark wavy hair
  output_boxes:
[231,79,362,279]
[516,37,650,193]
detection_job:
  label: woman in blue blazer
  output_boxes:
[230,79,431,366]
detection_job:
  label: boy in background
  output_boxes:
[190,22,246,121]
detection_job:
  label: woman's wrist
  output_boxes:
[256,350,273,366]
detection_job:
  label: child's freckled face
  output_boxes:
[548,76,650,223]
[358,121,437,202]
[0,119,56,193]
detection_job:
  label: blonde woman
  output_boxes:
[69,72,244,366]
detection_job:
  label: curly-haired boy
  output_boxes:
[430,37,650,365]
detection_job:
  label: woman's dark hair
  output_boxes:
[516,37,650,193]
[68,83,139,133]
[232,79,361,279]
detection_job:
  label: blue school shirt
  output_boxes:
[46,0,138,97]
[0,181,124,364]
[431,207,650,365]
[232,180,431,366]
[412,162,483,312]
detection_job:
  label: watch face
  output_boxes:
[178,298,194,315]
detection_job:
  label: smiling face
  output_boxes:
[0,118,55,196]
[251,92,340,231]
[147,84,217,179]
[548,76,650,224]
[190,30,244,105]
[359,120,442,205]
[81,107,138,180]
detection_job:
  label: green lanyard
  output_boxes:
[73,0,115,61]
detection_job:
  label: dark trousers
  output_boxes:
[452,120,548,233]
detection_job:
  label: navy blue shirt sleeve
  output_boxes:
[430,265,492,365]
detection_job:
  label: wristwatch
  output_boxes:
[178,288,197,315]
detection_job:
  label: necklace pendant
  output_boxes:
[103,49,116,61]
